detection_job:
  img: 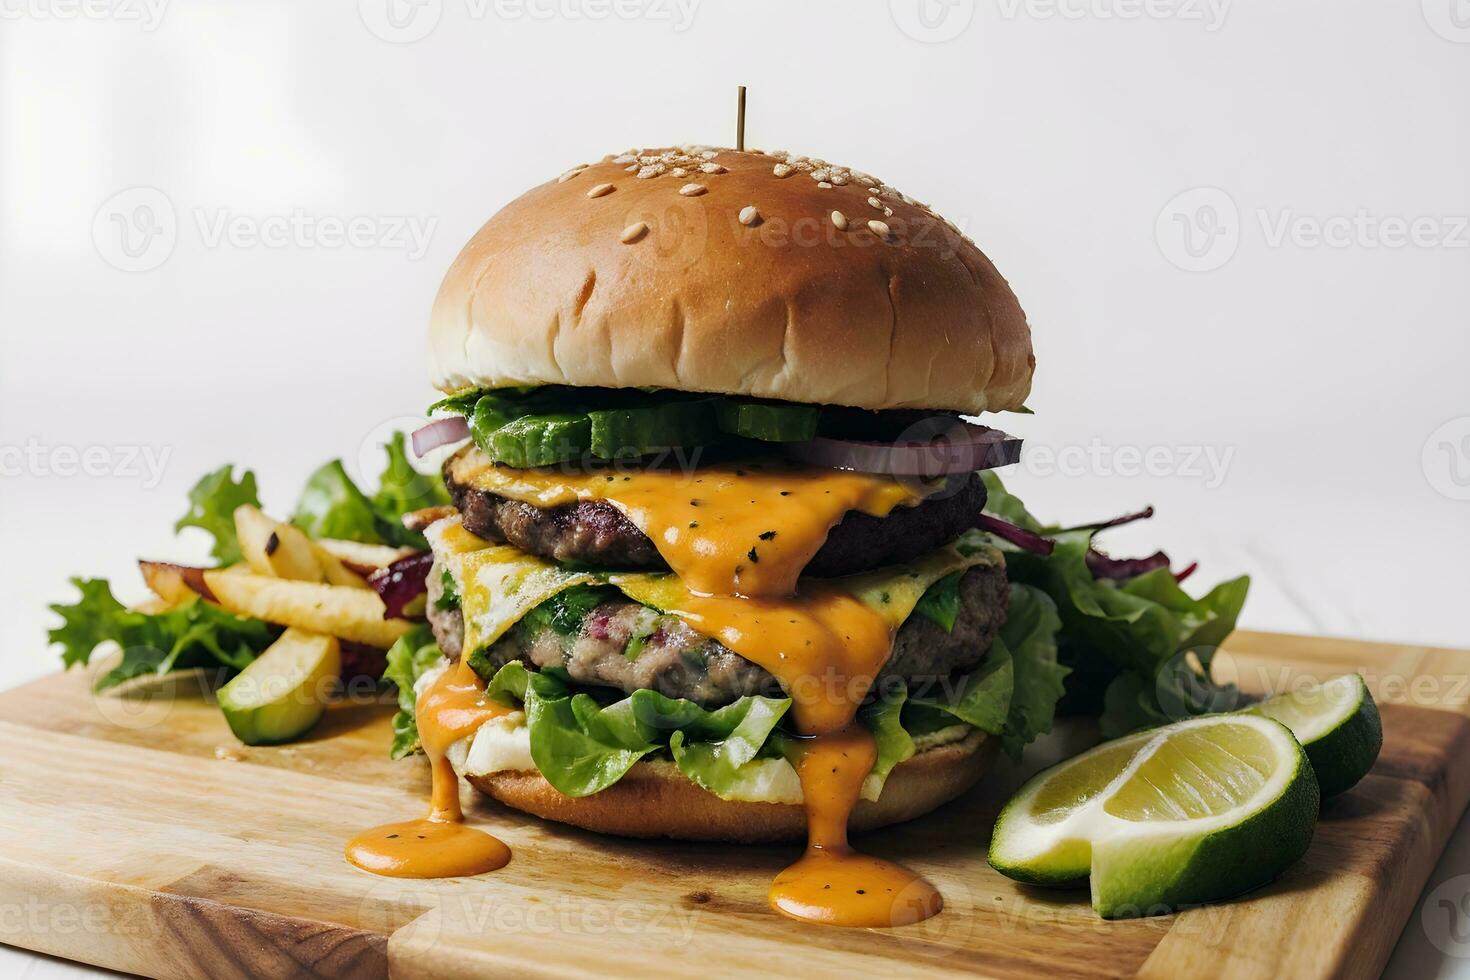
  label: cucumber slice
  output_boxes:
[588,400,720,458]
[217,628,341,745]
[487,413,592,468]
[1246,673,1382,798]
[716,401,819,442]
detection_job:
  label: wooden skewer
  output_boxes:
[736,85,746,151]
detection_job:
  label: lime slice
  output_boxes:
[1246,673,1381,798]
[989,714,1319,918]
[217,628,340,746]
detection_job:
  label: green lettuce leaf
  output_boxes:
[174,465,260,564]
[48,578,278,692]
[998,583,1069,758]
[293,435,448,549]
[384,624,444,759]
[980,474,1249,739]
[911,571,964,632]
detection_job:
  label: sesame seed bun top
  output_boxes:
[427,147,1035,414]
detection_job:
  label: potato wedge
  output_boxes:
[201,569,411,648]
[235,505,326,582]
[314,538,416,574]
[139,560,216,604]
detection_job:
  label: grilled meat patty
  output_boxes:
[443,458,989,577]
[426,562,1008,707]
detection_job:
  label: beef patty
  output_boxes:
[443,456,989,578]
[425,562,1008,707]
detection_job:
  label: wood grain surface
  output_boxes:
[0,630,1465,979]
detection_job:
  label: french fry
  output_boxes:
[313,545,370,589]
[314,538,416,574]
[235,505,326,582]
[139,560,216,604]
[131,596,179,615]
[201,569,411,649]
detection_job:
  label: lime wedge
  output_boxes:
[989,714,1319,918]
[1246,673,1381,798]
[217,628,340,745]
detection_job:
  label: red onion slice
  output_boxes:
[978,514,1055,555]
[784,422,1021,477]
[411,417,470,457]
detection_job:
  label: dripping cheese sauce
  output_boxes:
[345,658,512,877]
[352,450,948,927]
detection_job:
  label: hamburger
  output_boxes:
[382,144,1062,924]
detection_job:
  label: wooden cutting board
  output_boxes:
[0,629,1466,979]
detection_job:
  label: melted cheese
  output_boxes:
[448,450,933,598]
[345,658,513,879]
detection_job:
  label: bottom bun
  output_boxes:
[466,731,995,843]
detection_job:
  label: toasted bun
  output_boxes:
[429,148,1034,414]
[465,731,994,843]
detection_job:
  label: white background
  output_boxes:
[1,1,1467,976]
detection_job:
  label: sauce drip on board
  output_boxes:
[769,724,943,927]
[451,452,931,598]
[345,659,512,878]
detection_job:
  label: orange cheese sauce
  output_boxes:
[769,725,943,927]
[346,659,512,878]
[650,583,897,736]
[642,580,942,926]
[451,452,928,598]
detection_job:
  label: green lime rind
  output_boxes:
[1090,723,1319,917]
[1248,673,1382,799]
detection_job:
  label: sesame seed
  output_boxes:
[636,164,665,179]
[811,169,829,181]
[670,167,688,177]
[699,162,725,174]
[818,181,833,189]
[700,149,719,160]
[620,222,649,244]
[831,210,849,231]
[557,167,586,183]
[883,206,894,217]
[586,183,615,198]
[773,163,793,178]
[679,183,706,197]
[624,164,638,173]
[612,154,636,164]
[739,205,761,226]
[868,219,891,239]
[868,196,883,209]
[831,174,849,185]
